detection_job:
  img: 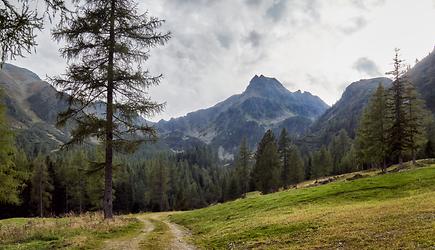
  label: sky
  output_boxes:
[12,0,435,121]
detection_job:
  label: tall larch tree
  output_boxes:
[355,84,389,171]
[52,0,170,218]
[251,130,281,194]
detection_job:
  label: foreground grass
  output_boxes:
[171,165,435,249]
[0,213,141,249]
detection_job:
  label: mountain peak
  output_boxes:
[245,74,288,96]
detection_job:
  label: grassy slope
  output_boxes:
[171,165,435,249]
[0,213,141,249]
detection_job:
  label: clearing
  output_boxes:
[1,163,434,249]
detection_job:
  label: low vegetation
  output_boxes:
[0,213,141,249]
[171,164,435,249]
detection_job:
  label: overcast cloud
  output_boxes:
[12,0,435,121]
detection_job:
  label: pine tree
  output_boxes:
[31,155,53,217]
[234,138,251,196]
[403,83,431,164]
[52,0,170,219]
[251,130,281,194]
[355,84,389,171]
[386,49,408,166]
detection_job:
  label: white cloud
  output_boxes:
[10,0,435,121]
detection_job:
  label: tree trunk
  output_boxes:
[412,149,416,165]
[103,0,116,220]
[39,176,43,217]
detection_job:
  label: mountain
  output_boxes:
[408,47,435,114]
[306,47,435,148]
[306,77,392,146]
[156,75,329,158]
[0,63,70,154]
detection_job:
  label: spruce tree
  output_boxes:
[287,146,304,185]
[234,137,251,196]
[311,146,332,179]
[403,83,431,164]
[355,84,389,171]
[52,0,170,218]
[251,130,281,194]
[329,129,352,174]
[278,128,291,188]
[31,155,53,217]
[386,49,408,166]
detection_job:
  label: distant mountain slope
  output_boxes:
[0,63,70,154]
[157,75,329,158]
[408,47,435,113]
[305,77,393,146]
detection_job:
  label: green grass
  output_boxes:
[171,165,435,249]
[0,213,142,250]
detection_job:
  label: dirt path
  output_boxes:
[103,213,196,250]
[162,215,197,250]
[103,215,154,250]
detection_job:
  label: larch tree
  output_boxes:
[52,0,170,218]
[0,0,66,64]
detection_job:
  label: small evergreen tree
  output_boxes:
[234,138,251,196]
[329,129,352,174]
[278,128,291,188]
[311,146,333,179]
[251,130,281,194]
[31,155,53,217]
[403,84,431,164]
[287,146,304,185]
[355,84,389,171]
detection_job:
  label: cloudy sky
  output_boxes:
[13,0,435,121]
